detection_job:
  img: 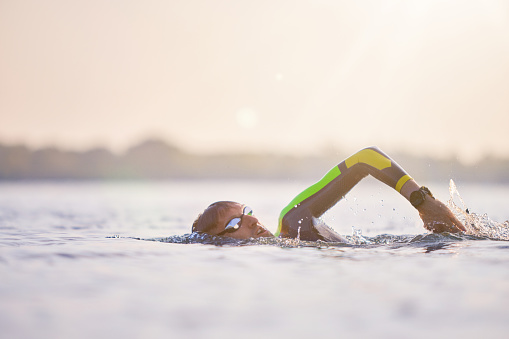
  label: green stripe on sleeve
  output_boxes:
[275,166,341,237]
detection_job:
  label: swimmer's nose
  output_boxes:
[242,214,259,228]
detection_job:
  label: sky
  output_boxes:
[1,0,508,163]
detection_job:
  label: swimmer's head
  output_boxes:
[192,201,273,239]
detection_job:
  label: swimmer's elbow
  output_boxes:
[279,207,311,238]
[279,214,293,238]
[361,145,382,153]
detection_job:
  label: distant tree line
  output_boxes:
[1,139,508,182]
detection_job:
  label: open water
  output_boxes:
[1,179,508,339]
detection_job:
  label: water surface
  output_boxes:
[1,180,508,339]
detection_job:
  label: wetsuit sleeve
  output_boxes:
[276,146,413,241]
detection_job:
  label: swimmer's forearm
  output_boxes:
[400,177,466,233]
[400,179,420,201]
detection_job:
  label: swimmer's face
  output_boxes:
[212,203,273,239]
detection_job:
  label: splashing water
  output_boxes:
[448,179,509,240]
[347,226,373,245]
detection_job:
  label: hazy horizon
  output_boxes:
[1,0,508,164]
[3,136,509,164]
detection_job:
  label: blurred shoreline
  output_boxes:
[1,139,508,182]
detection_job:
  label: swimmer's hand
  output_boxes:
[417,198,466,233]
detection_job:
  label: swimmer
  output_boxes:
[192,147,466,241]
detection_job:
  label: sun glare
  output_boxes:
[235,107,259,129]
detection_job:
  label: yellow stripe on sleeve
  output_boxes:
[345,148,392,170]
[395,174,412,192]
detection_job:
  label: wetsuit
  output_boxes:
[276,147,412,242]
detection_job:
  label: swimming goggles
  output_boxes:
[216,206,253,236]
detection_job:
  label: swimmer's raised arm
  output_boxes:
[277,146,465,241]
